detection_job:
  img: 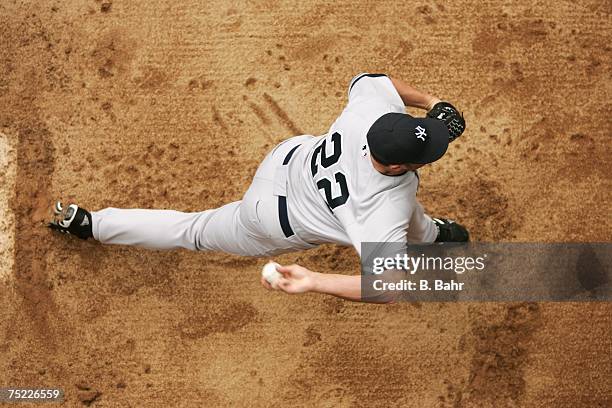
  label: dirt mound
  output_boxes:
[0,1,610,407]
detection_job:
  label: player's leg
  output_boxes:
[406,201,438,243]
[406,200,469,243]
[50,201,278,256]
[92,206,226,251]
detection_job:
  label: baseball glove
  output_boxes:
[426,102,465,142]
[433,218,469,242]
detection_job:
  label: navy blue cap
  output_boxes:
[367,113,450,165]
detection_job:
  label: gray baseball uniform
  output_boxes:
[91,74,437,257]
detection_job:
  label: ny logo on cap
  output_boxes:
[415,126,428,141]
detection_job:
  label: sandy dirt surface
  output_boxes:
[0,130,16,282]
[1,0,611,407]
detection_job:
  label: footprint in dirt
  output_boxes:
[178,301,258,339]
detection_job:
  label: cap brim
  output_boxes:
[410,118,450,164]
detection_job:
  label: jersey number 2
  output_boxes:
[311,132,349,210]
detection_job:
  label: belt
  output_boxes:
[278,144,301,238]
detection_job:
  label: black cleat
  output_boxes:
[433,217,469,242]
[48,201,93,240]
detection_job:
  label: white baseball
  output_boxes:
[262,261,282,286]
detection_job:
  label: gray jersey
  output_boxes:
[286,74,437,255]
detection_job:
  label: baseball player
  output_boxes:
[49,73,468,302]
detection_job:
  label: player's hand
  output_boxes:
[274,264,317,294]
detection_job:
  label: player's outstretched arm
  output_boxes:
[389,77,441,110]
[260,264,394,304]
[390,76,466,142]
